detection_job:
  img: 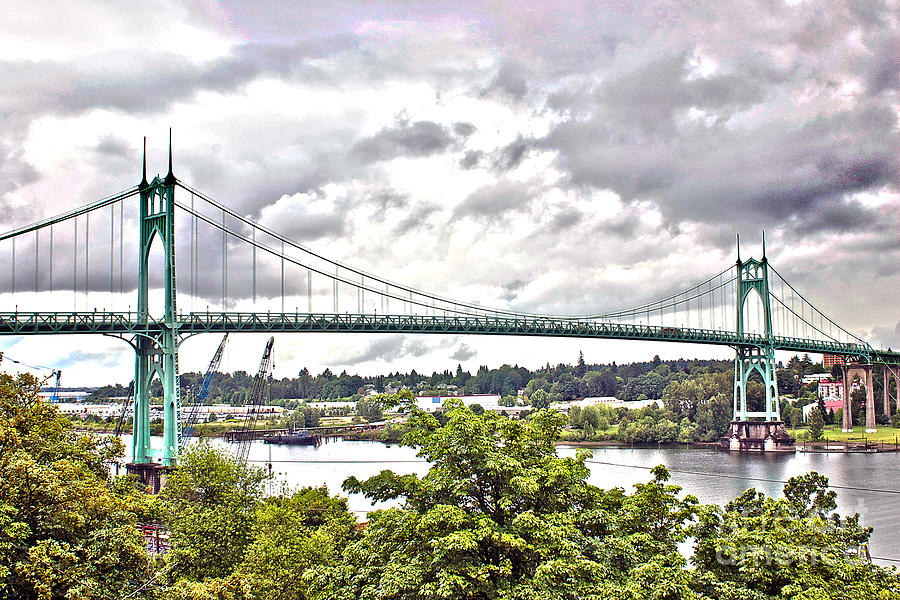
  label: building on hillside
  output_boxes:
[552,397,664,412]
[817,379,860,401]
[823,353,844,367]
[414,394,502,413]
[38,390,92,402]
[800,373,832,385]
[802,399,842,422]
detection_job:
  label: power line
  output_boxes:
[246,455,900,496]
[583,459,900,495]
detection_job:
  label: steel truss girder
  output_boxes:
[1,311,896,362]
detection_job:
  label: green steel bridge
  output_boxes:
[1,136,897,465]
[0,311,895,361]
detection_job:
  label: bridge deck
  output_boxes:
[1,311,895,361]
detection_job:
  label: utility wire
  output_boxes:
[247,455,900,496]
[582,459,900,495]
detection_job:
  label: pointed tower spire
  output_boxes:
[736,233,741,265]
[761,231,767,262]
[141,136,148,188]
[164,128,176,184]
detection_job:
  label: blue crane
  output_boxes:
[182,333,229,440]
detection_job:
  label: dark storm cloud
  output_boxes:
[331,335,432,365]
[93,136,131,159]
[548,208,582,233]
[351,120,456,163]
[861,34,900,95]
[452,122,477,137]
[454,180,532,220]
[274,211,346,241]
[0,36,358,117]
[790,198,879,235]
[486,59,529,99]
[450,343,477,361]
[490,135,533,172]
[394,203,440,234]
[0,143,39,213]
[545,101,899,237]
[459,150,483,170]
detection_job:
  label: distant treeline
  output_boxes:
[87,352,831,406]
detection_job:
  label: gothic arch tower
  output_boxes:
[732,236,780,422]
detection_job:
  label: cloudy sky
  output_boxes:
[1,0,899,386]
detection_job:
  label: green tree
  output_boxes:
[789,406,802,431]
[529,388,551,410]
[356,397,383,421]
[0,373,150,600]
[693,473,899,598]
[306,402,701,600]
[160,444,268,581]
[237,487,357,600]
[807,408,824,441]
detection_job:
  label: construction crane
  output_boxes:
[114,380,136,437]
[182,333,229,441]
[0,352,62,401]
[49,370,62,402]
[233,337,275,465]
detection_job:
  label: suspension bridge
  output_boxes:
[0,135,897,466]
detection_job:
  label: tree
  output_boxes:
[583,370,617,397]
[807,408,824,441]
[693,473,899,598]
[355,397,383,421]
[0,373,150,600]
[529,388,551,410]
[236,487,357,600]
[306,401,700,600]
[160,444,268,580]
[574,350,587,377]
[789,406,802,430]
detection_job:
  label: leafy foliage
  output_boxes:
[0,373,150,600]
[159,444,268,580]
[306,401,701,599]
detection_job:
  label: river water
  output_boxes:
[119,435,900,567]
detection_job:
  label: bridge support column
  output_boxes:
[723,239,793,452]
[733,346,780,421]
[841,363,876,433]
[884,366,892,420]
[130,136,182,467]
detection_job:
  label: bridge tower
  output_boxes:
[131,134,181,467]
[732,235,780,422]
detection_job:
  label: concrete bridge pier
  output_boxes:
[885,365,900,422]
[841,364,875,433]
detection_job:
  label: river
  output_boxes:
[118,435,900,567]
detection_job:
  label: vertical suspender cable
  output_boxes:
[222,210,226,310]
[73,218,77,310]
[85,212,89,307]
[11,237,15,297]
[109,205,114,297]
[307,268,311,313]
[333,266,338,313]
[252,227,256,304]
[34,230,38,293]
[281,240,285,313]
[189,194,194,308]
[119,201,124,297]
[49,224,53,293]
